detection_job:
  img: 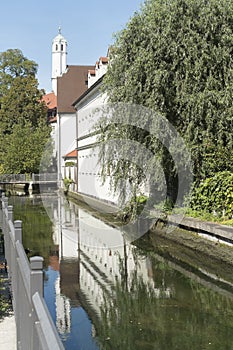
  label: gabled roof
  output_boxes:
[57,65,94,113]
[72,75,104,107]
[63,149,77,159]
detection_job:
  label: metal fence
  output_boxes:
[1,194,64,350]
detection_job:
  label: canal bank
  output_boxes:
[67,190,233,275]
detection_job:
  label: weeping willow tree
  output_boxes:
[97,0,233,210]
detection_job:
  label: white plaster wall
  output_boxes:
[88,60,108,89]
[76,88,119,203]
[58,113,76,179]
[77,92,108,139]
[78,146,117,203]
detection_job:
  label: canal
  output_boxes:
[8,192,233,350]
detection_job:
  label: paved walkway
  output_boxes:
[0,244,16,350]
[0,314,16,350]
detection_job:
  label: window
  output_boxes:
[61,44,63,51]
[56,44,58,51]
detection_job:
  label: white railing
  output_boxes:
[1,194,64,350]
[0,173,58,183]
[31,173,58,183]
[0,174,27,182]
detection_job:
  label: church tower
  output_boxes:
[52,27,67,95]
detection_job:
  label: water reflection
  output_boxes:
[9,193,233,350]
[48,194,169,348]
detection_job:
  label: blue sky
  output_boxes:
[0,0,143,93]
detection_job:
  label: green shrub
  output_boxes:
[63,177,73,191]
[65,161,76,167]
[190,171,233,219]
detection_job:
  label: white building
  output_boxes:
[51,27,67,95]
[73,57,121,204]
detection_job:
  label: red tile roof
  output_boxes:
[64,149,77,158]
[42,92,57,109]
[99,56,109,63]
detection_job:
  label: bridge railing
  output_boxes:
[0,173,58,183]
[1,194,64,350]
[31,173,58,182]
[0,174,27,182]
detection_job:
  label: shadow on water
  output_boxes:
[8,192,233,350]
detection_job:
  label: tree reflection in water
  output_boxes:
[96,250,233,350]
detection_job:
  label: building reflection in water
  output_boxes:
[47,195,172,344]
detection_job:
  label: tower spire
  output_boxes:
[51,28,67,95]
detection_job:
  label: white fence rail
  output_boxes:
[1,194,64,350]
[0,173,58,183]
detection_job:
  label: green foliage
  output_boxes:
[0,75,46,134]
[118,194,148,222]
[0,49,37,96]
[2,120,51,174]
[185,208,221,222]
[63,177,74,191]
[190,171,233,218]
[0,49,50,174]
[0,292,12,319]
[153,198,174,214]
[65,161,76,167]
[99,0,233,199]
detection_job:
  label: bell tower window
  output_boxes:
[61,44,63,51]
[56,44,58,51]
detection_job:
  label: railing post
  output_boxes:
[7,205,14,280]
[13,220,22,349]
[3,195,8,209]
[30,256,44,349]
[2,197,9,277]
[30,256,44,298]
[8,205,13,222]
[14,220,22,244]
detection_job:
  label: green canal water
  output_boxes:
[8,193,233,350]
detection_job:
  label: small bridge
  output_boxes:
[0,173,58,191]
[0,173,58,184]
